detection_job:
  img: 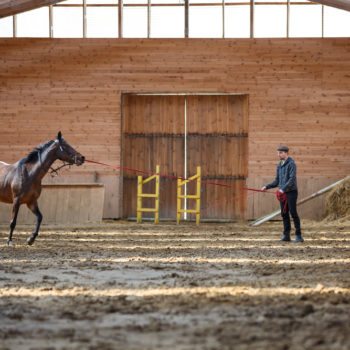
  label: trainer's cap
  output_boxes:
[277,145,289,152]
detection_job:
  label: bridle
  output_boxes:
[49,140,77,177]
[49,161,72,177]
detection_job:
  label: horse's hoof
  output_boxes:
[27,237,35,246]
[7,240,14,247]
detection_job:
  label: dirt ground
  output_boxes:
[0,220,349,350]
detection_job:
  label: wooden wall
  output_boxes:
[0,38,349,220]
[0,184,105,224]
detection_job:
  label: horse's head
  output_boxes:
[55,132,85,166]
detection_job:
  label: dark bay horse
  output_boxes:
[0,132,84,246]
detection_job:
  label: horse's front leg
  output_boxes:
[26,200,43,246]
[8,198,20,246]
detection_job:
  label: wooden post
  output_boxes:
[250,0,254,39]
[13,15,17,37]
[222,0,225,39]
[147,0,151,38]
[287,0,290,38]
[118,0,123,38]
[185,0,189,38]
[321,5,324,38]
[83,0,87,38]
[49,5,53,38]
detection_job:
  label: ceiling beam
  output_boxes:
[0,0,65,18]
[308,0,350,11]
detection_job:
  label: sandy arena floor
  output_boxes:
[0,221,349,350]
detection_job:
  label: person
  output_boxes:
[261,145,304,243]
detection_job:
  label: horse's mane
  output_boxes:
[24,140,55,164]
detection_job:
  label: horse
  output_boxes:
[0,132,85,246]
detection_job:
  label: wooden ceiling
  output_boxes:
[0,0,65,18]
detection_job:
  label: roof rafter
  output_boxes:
[0,0,65,18]
[308,0,350,11]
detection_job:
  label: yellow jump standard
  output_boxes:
[177,166,201,225]
[137,165,160,224]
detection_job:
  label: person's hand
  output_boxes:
[261,186,267,191]
[279,189,284,193]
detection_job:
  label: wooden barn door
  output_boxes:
[186,95,248,220]
[122,95,185,219]
[122,94,248,221]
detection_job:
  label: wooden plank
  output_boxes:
[307,0,350,11]
[0,184,104,224]
[0,0,65,18]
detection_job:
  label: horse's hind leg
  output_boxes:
[8,198,20,246]
[26,201,42,246]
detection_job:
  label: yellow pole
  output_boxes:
[196,166,201,225]
[177,179,181,224]
[155,165,160,224]
[137,175,142,223]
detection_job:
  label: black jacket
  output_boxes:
[265,157,298,192]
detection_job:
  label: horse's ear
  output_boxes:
[57,131,62,141]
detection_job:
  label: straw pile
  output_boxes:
[325,177,350,220]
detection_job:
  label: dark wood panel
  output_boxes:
[186,136,248,177]
[123,94,185,134]
[186,95,248,220]
[122,95,185,219]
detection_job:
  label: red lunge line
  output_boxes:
[85,160,149,175]
[85,159,274,194]
[85,160,182,180]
